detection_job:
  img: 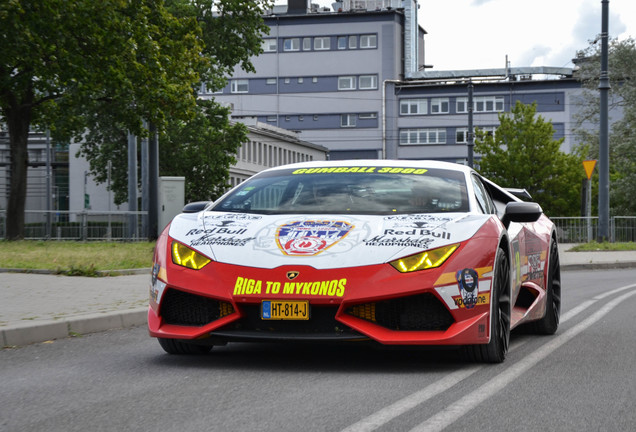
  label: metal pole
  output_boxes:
[467,79,474,167]
[587,178,592,242]
[107,160,112,239]
[598,0,611,241]
[45,129,51,239]
[141,121,149,238]
[127,131,138,239]
[148,123,159,239]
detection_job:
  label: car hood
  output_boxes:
[168,211,492,269]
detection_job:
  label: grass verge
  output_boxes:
[568,241,636,252]
[0,241,154,275]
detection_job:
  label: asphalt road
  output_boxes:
[1,269,635,432]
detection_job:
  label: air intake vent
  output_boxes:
[160,289,234,326]
[347,293,454,331]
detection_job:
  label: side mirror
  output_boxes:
[182,201,210,213]
[501,201,542,228]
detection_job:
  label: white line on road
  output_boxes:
[339,366,481,432]
[409,288,636,432]
[340,283,636,432]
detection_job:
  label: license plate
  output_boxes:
[262,300,309,320]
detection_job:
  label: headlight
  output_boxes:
[390,243,459,273]
[171,241,211,270]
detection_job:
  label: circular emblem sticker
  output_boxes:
[276,220,354,256]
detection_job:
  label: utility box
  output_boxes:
[159,176,185,232]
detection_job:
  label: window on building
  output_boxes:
[360,34,377,49]
[303,37,311,50]
[358,112,377,119]
[312,77,318,83]
[478,126,497,137]
[262,38,277,52]
[266,116,277,122]
[297,77,303,84]
[314,37,331,50]
[338,36,347,50]
[399,128,447,145]
[456,128,468,144]
[431,98,449,114]
[266,78,276,85]
[338,76,356,90]
[231,79,248,93]
[349,35,357,49]
[456,98,467,113]
[284,77,291,84]
[283,38,300,51]
[400,98,427,115]
[457,96,504,113]
[456,126,496,143]
[358,75,378,90]
[341,114,357,127]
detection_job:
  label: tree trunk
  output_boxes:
[5,96,33,240]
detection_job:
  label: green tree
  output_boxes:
[475,101,584,217]
[573,37,636,215]
[0,0,205,239]
[76,0,272,206]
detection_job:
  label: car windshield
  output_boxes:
[212,166,469,215]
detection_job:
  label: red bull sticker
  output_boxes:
[276,220,354,256]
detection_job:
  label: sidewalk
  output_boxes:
[2,244,636,347]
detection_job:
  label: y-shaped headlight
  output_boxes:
[171,241,211,270]
[390,243,459,273]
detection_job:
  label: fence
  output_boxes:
[0,210,149,241]
[550,216,636,243]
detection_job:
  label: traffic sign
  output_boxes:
[583,160,597,180]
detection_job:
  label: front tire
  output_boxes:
[463,247,510,363]
[157,338,213,355]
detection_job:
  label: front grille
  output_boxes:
[160,289,234,326]
[347,293,454,331]
[227,304,346,335]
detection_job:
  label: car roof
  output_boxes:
[260,159,475,175]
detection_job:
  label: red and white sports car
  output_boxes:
[148,160,560,362]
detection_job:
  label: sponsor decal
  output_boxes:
[233,276,347,297]
[453,292,490,308]
[382,228,451,240]
[292,167,428,175]
[151,263,160,286]
[527,252,544,280]
[190,235,255,247]
[150,263,168,304]
[186,227,248,236]
[276,220,354,256]
[363,235,433,249]
[383,214,454,223]
[457,268,480,309]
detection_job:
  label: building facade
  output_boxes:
[211,0,584,163]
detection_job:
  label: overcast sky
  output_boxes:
[302,0,635,71]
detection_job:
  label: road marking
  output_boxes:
[340,283,636,432]
[340,366,481,432]
[409,289,636,432]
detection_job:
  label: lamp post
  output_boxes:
[598,0,611,241]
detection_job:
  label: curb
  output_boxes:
[0,268,149,276]
[561,262,636,271]
[1,308,147,348]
